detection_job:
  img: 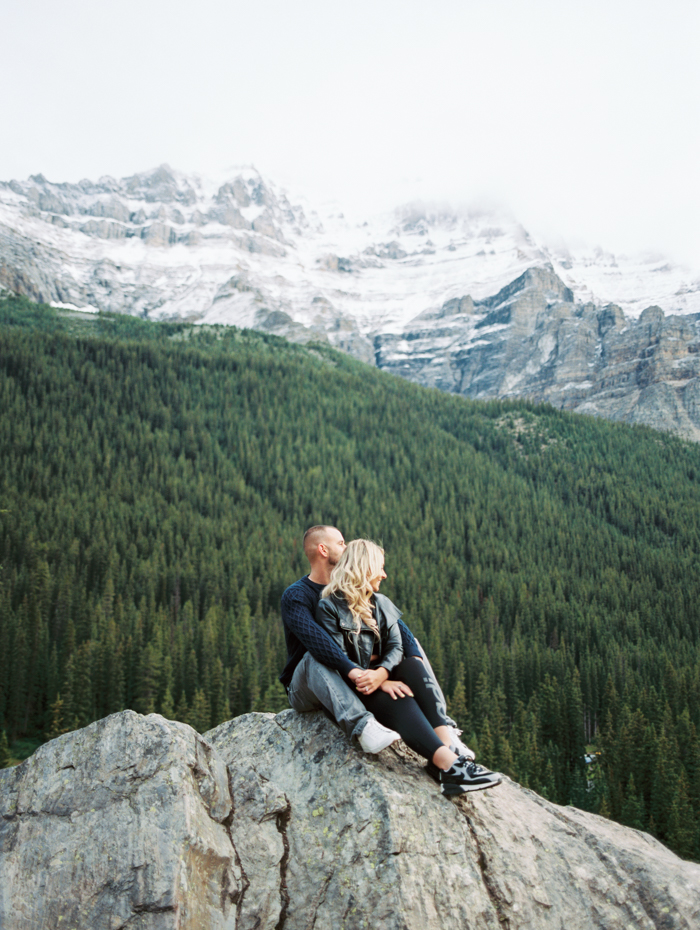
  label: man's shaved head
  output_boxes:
[303,525,337,559]
[303,525,346,569]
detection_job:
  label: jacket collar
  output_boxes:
[331,592,402,632]
[373,592,402,625]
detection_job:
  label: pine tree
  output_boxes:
[135,642,161,716]
[174,691,189,724]
[667,773,696,859]
[160,686,175,720]
[620,775,645,831]
[72,643,94,728]
[45,693,72,741]
[0,730,10,768]
[255,681,288,715]
[447,663,469,732]
[188,688,211,734]
[541,757,558,801]
[472,671,491,732]
[478,718,495,768]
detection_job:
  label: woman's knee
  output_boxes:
[393,656,428,689]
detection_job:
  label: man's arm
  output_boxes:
[397,618,422,659]
[281,591,360,678]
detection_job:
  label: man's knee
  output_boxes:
[301,654,356,695]
[295,654,365,713]
[302,653,343,680]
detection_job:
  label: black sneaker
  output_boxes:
[425,757,496,784]
[439,756,502,795]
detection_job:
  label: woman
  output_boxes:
[315,539,501,795]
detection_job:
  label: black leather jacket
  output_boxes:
[315,592,404,672]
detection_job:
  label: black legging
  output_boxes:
[355,656,450,760]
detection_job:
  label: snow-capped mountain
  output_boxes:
[2,164,700,439]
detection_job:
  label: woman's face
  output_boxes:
[369,560,387,592]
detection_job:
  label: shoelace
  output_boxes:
[462,759,490,777]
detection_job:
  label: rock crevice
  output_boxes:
[222,766,251,930]
[275,799,292,930]
[458,803,511,929]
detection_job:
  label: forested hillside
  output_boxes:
[2,292,700,860]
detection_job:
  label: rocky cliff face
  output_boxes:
[2,165,700,438]
[376,266,700,442]
[1,709,699,930]
[0,711,237,929]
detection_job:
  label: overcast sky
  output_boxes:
[2,0,699,265]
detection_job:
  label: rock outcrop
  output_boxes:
[2,709,699,929]
[0,712,239,929]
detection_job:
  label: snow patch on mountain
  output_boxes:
[1,164,699,356]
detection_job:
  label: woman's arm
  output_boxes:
[353,599,405,695]
[371,595,404,674]
[376,618,403,675]
[315,598,357,662]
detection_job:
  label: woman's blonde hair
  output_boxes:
[322,539,384,639]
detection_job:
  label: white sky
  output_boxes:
[2,0,699,266]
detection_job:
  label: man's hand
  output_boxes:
[379,680,413,700]
[352,667,389,695]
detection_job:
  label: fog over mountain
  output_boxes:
[3,163,700,439]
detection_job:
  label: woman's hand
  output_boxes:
[379,680,414,700]
[352,667,388,695]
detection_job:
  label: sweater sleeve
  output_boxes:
[281,589,359,677]
[397,618,422,659]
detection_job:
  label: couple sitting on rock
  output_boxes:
[280,525,502,796]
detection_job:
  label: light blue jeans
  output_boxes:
[287,644,454,741]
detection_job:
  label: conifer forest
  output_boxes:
[2,292,700,861]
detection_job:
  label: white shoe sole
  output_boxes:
[359,730,401,754]
[441,774,503,795]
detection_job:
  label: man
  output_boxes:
[280,525,475,758]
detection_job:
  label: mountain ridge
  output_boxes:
[2,164,700,438]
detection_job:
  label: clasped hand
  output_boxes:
[348,667,414,699]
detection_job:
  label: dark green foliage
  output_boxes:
[0,731,9,768]
[2,293,700,860]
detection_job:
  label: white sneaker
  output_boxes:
[448,727,476,761]
[358,718,401,753]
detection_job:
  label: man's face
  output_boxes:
[323,528,346,566]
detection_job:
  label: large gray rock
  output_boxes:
[207,710,700,930]
[2,709,700,929]
[0,711,239,929]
